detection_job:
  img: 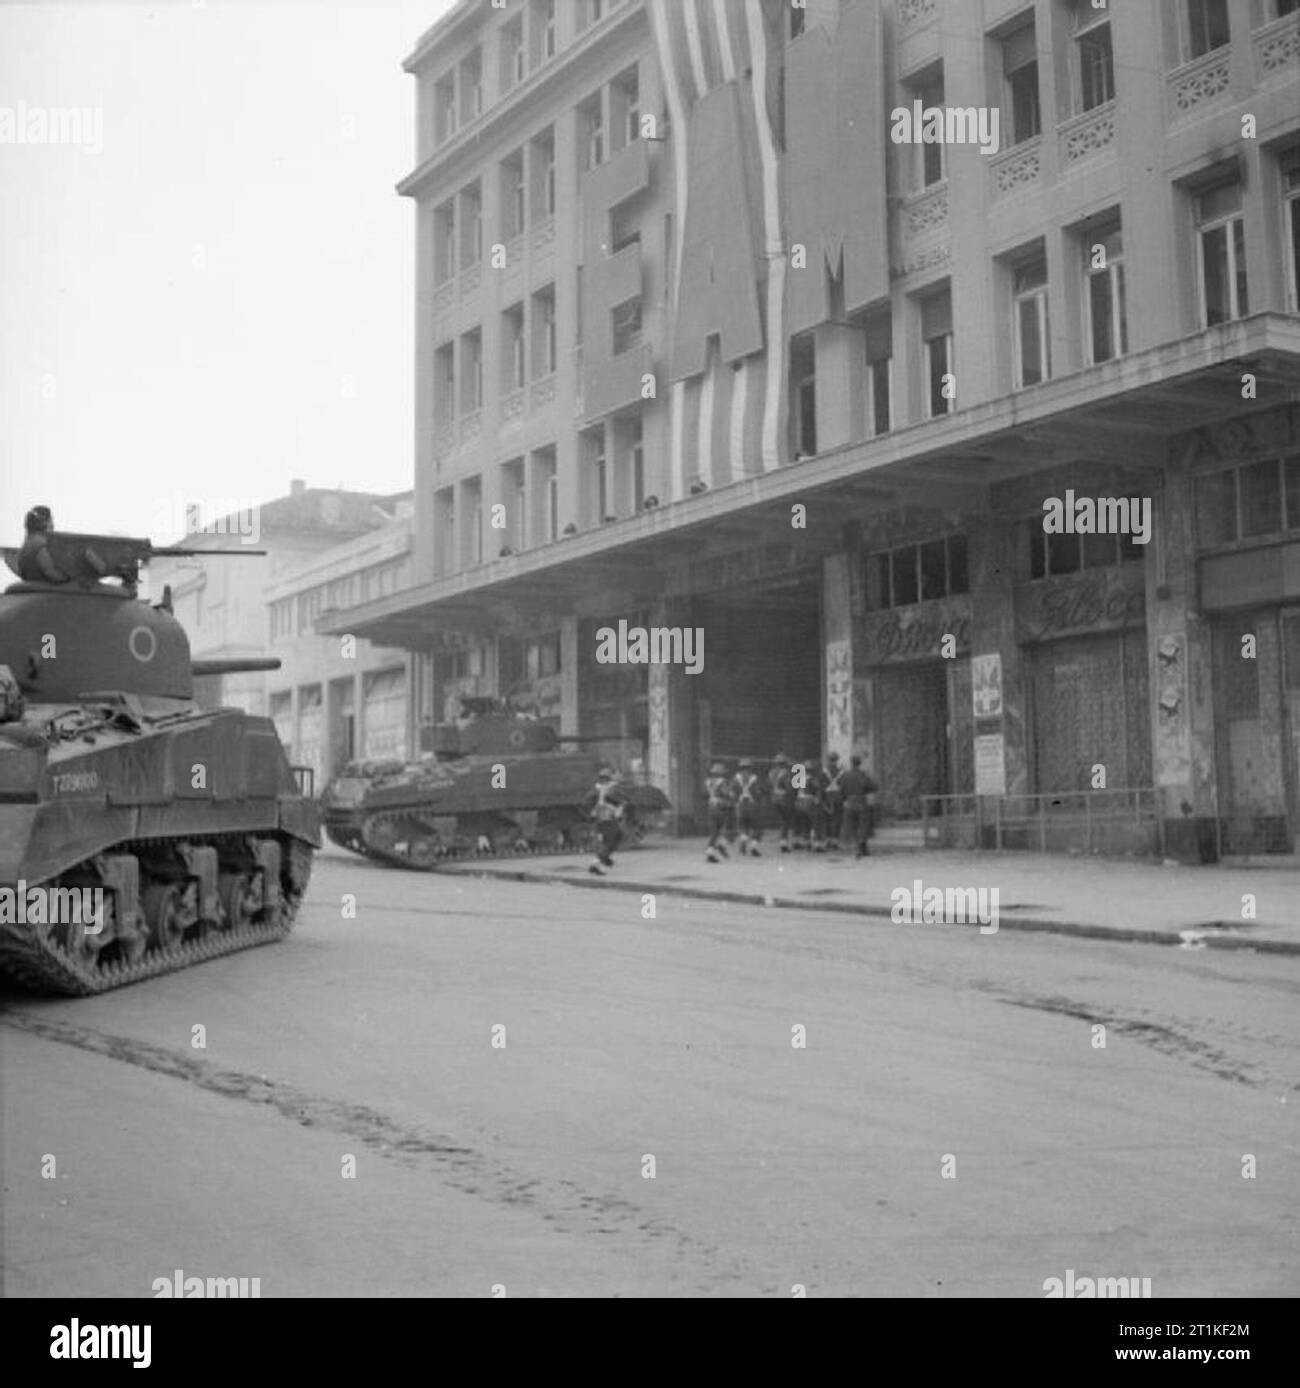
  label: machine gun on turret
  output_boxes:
[2,531,267,594]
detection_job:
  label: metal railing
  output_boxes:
[921,788,1158,856]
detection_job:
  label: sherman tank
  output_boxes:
[0,531,318,995]
[322,696,671,869]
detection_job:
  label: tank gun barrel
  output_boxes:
[192,657,282,678]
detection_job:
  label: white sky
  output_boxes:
[0,0,454,547]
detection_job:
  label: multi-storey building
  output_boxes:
[329,0,1300,859]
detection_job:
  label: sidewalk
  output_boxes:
[440,837,1300,954]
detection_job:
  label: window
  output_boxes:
[531,127,555,221]
[791,334,816,457]
[921,290,953,418]
[581,93,605,170]
[527,634,562,679]
[630,416,645,511]
[913,71,945,186]
[1003,22,1040,146]
[1086,225,1128,364]
[1186,0,1230,60]
[1194,458,1298,547]
[584,428,608,521]
[1074,6,1114,112]
[1013,256,1050,388]
[612,297,642,355]
[460,48,482,124]
[861,310,892,438]
[460,330,482,412]
[503,303,525,391]
[467,482,484,565]
[870,357,892,435]
[1197,181,1248,326]
[435,72,457,144]
[869,535,969,609]
[435,199,456,283]
[532,0,556,64]
[614,67,640,150]
[611,200,640,254]
[545,466,558,541]
[1284,156,1300,313]
[460,182,482,268]
[790,7,805,39]
[501,151,525,240]
[435,341,456,421]
[502,458,526,550]
[501,17,524,90]
[532,285,556,376]
[434,487,456,575]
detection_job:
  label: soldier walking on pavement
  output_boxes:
[584,766,627,875]
[821,751,845,850]
[733,758,764,858]
[769,753,795,852]
[838,755,878,858]
[793,756,824,851]
[704,761,734,863]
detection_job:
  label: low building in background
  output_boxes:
[266,509,415,789]
[151,482,412,783]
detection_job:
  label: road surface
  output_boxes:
[3,849,1297,1297]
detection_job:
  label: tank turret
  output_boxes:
[0,529,317,995]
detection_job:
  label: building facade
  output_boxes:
[265,511,415,788]
[329,0,1300,859]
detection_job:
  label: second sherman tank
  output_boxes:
[321,697,671,869]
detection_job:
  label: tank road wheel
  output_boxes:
[363,816,399,856]
[143,883,189,953]
[219,873,261,930]
[407,835,441,868]
[36,897,106,971]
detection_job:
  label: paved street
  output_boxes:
[3,849,1298,1298]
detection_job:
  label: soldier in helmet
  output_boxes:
[732,757,764,858]
[16,506,69,584]
[768,752,795,852]
[821,751,845,850]
[584,765,627,876]
[704,760,734,863]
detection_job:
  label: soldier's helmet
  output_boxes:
[24,505,52,532]
[773,752,790,765]
[709,761,727,775]
[597,765,617,781]
[738,758,753,769]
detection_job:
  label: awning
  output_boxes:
[319,314,1300,648]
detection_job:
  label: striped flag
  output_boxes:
[647,0,789,491]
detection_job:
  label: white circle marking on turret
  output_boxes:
[128,626,158,663]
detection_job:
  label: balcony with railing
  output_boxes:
[1166,46,1233,123]
[989,137,1042,200]
[1254,8,1300,83]
[1058,99,1116,170]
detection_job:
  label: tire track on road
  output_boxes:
[1,1010,742,1293]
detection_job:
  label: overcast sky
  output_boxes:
[0,0,453,547]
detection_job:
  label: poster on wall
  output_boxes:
[972,653,1003,720]
[826,640,852,748]
[974,732,1007,797]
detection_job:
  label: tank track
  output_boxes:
[335,806,650,873]
[0,833,313,997]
